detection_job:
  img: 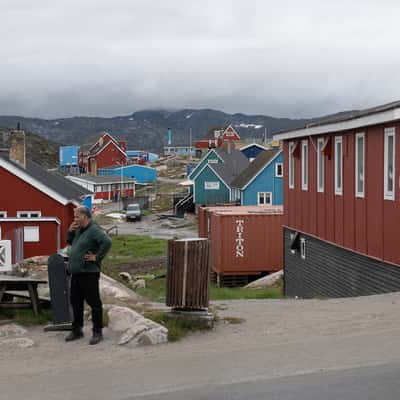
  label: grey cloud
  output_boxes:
[1,0,400,119]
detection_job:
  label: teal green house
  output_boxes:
[189,148,249,206]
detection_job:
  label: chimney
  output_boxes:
[9,130,26,168]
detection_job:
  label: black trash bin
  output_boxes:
[44,253,73,331]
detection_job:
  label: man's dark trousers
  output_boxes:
[70,273,103,333]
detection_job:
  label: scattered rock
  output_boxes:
[0,324,28,338]
[107,305,168,347]
[119,272,133,283]
[0,338,35,348]
[244,270,284,289]
[134,274,155,281]
[133,279,146,289]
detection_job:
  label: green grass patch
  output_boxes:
[143,311,212,342]
[0,309,52,326]
[102,235,167,283]
[135,271,166,303]
[133,271,283,302]
[105,235,167,266]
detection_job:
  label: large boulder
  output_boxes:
[107,305,168,347]
[244,270,284,289]
[100,273,141,302]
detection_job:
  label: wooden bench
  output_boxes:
[0,275,47,317]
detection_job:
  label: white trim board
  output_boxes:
[0,217,61,224]
[273,107,400,141]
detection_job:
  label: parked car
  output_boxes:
[126,203,142,221]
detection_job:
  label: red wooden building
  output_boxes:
[274,100,400,298]
[66,175,135,203]
[0,131,91,261]
[78,132,127,174]
[194,125,240,157]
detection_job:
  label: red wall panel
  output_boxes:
[283,121,400,267]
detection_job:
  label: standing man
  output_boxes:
[65,206,112,345]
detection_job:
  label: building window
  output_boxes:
[301,140,308,191]
[289,142,295,189]
[275,163,283,177]
[0,212,7,218]
[204,181,220,190]
[334,136,343,195]
[317,138,325,193]
[23,226,39,242]
[300,238,306,259]
[17,211,42,218]
[384,127,396,200]
[258,192,272,205]
[355,133,365,198]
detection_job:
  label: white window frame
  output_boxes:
[334,136,343,196]
[275,163,283,178]
[257,192,272,206]
[317,138,325,193]
[301,140,308,191]
[300,238,306,259]
[289,142,295,189]
[384,127,396,200]
[23,226,40,242]
[0,211,7,218]
[355,132,365,198]
[17,211,42,218]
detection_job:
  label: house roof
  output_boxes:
[208,149,249,185]
[239,142,268,152]
[88,139,126,158]
[231,149,282,189]
[79,144,92,152]
[0,150,91,205]
[274,100,400,141]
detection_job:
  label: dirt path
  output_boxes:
[2,292,400,374]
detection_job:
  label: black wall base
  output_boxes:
[284,227,400,298]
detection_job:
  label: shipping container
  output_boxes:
[201,206,284,278]
[198,205,283,238]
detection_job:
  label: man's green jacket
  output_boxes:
[66,221,112,275]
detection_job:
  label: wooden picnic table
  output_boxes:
[0,275,47,317]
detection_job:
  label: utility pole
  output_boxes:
[189,127,192,161]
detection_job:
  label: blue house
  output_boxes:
[239,143,267,161]
[231,149,283,206]
[191,148,249,206]
[98,164,157,184]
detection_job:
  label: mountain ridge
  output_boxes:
[0,107,357,153]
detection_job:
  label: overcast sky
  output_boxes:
[1,0,400,119]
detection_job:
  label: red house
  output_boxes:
[78,132,127,174]
[0,131,91,262]
[66,175,135,203]
[274,100,400,298]
[194,125,240,157]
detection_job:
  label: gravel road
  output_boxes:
[3,292,400,399]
